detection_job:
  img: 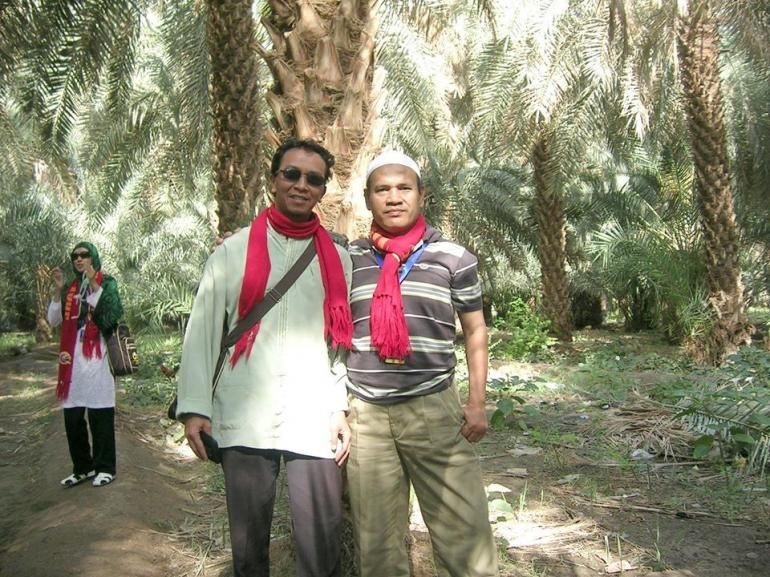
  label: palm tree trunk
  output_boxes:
[208,0,263,234]
[34,265,52,343]
[677,0,752,364]
[532,135,572,341]
[260,0,378,236]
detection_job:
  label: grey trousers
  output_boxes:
[221,447,343,577]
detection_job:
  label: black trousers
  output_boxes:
[63,406,116,476]
[221,447,343,577]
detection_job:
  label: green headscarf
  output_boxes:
[70,241,102,277]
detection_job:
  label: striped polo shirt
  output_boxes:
[346,226,483,404]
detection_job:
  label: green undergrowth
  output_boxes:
[488,327,770,478]
[0,332,36,356]
[662,347,770,474]
[489,298,556,361]
[121,329,182,407]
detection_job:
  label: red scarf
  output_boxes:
[230,206,353,366]
[369,215,427,361]
[57,273,104,400]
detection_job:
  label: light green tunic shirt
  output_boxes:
[176,225,351,459]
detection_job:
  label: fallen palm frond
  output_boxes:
[492,502,647,575]
[671,347,770,475]
[678,388,770,475]
[582,393,696,460]
[495,518,598,552]
[162,505,231,577]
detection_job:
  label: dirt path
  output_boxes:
[0,346,205,577]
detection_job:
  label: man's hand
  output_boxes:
[329,411,351,466]
[183,415,213,461]
[461,402,488,443]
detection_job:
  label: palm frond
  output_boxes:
[0,0,38,82]
[375,21,453,156]
[679,354,770,475]
[14,0,146,151]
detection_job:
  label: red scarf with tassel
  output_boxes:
[230,206,352,366]
[369,215,426,361]
[57,273,104,400]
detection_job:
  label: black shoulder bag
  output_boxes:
[107,323,139,376]
[167,242,316,421]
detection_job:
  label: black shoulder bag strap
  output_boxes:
[169,241,316,420]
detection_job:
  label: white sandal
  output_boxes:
[92,472,115,487]
[61,470,95,487]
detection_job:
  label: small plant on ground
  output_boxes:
[491,298,555,360]
[488,375,540,430]
[673,346,770,475]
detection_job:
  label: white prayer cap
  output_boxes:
[366,150,421,180]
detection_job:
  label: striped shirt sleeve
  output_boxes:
[450,247,483,312]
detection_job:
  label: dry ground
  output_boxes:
[0,344,215,577]
[0,343,768,577]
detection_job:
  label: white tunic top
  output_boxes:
[48,287,116,409]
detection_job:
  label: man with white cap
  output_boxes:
[345,150,498,576]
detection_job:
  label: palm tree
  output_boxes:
[0,1,216,333]
[73,12,217,328]
[675,0,752,363]
[611,0,760,362]
[465,2,618,341]
[257,0,377,236]
[1,0,147,156]
[582,142,713,339]
[369,3,562,317]
[530,133,574,340]
[256,0,492,237]
[208,0,265,233]
[0,0,256,237]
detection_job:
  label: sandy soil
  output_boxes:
[0,345,203,577]
[470,358,770,577]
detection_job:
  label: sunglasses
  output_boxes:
[278,167,326,188]
[70,251,91,260]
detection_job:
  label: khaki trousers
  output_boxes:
[347,386,498,577]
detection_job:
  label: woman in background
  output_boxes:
[48,242,123,488]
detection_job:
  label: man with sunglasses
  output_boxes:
[345,151,498,577]
[175,139,353,577]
